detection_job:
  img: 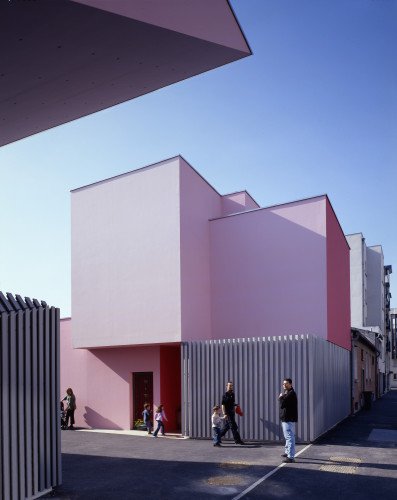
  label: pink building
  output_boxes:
[62,156,350,434]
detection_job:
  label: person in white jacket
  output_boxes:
[153,404,168,437]
[212,405,225,447]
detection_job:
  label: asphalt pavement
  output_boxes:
[44,389,397,499]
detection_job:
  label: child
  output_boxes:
[212,405,224,447]
[60,401,67,430]
[142,403,153,434]
[153,404,168,437]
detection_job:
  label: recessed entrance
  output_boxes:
[132,372,153,429]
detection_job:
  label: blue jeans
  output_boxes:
[220,411,242,443]
[281,421,295,459]
[213,427,222,445]
[153,420,165,436]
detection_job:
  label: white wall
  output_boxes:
[345,233,365,328]
[367,245,384,333]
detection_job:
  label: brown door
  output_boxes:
[133,372,153,429]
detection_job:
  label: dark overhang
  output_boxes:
[0,0,251,147]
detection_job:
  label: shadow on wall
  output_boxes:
[83,406,123,430]
[261,418,282,440]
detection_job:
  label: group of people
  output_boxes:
[142,403,168,437]
[212,379,298,463]
[212,381,245,447]
[62,379,298,463]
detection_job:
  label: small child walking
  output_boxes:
[142,403,152,434]
[212,405,224,447]
[153,404,168,437]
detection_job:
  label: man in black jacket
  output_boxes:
[279,378,298,463]
[220,381,244,445]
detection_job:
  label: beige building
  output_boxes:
[351,328,378,412]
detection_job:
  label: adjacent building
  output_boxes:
[384,266,393,390]
[346,233,393,400]
[390,307,397,389]
[61,156,351,441]
[351,328,378,412]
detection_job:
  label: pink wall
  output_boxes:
[60,318,89,426]
[210,197,328,340]
[326,199,351,350]
[61,318,163,430]
[222,191,259,216]
[71,157,182,348]
[179,158,222,341]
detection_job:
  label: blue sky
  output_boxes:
[0,0,396,316]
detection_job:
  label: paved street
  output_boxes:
[44,390,397,499]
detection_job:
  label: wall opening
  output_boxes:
[132,372,153,429]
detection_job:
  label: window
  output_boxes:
[361,349,364,361]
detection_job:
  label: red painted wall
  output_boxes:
[326,199,351,350]
[160,345,181,432]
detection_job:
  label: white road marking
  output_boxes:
[231,444,312,500]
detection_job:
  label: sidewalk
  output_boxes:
[44,390,397,499]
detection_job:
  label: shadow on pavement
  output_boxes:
[43,453,270,500]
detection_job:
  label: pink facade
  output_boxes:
[210,196,351,348]
[62,157,351,431]
[61,318,180,430]
[210,197,329,341]
[222,191,259,216]
[179,158,222,342]
[71,158,183,348]
[326,201,351,350]
[71,157,267,348]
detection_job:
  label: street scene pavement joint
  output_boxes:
[219,461,251,470]
[319,456,362,474]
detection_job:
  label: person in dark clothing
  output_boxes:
[220,381,244,445]
[142,403,153,434]
[62,388,77,430]
[279,378,298,463]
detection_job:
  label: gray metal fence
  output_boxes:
[0,292,61,500]
[182,334,350,442]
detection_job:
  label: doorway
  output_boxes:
[132,372,153,429]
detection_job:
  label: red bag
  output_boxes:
[236,405,243,416]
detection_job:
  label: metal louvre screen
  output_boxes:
[182,335,350,442]
[0,292,61,500]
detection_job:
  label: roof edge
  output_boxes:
[209,194,328,222]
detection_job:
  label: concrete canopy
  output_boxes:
[0,0,251,147]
